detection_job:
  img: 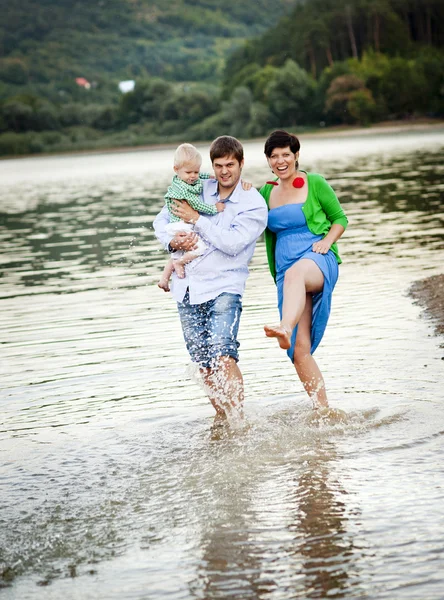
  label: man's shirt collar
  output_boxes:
[209,178,242,203]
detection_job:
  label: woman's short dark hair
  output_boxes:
[264,130,300,157]
[210,136,244,164]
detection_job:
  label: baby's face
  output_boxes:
[174,161,201,185]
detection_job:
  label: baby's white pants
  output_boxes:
[165,221,206,258]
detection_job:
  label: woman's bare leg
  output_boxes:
[293,294,328,408]
[264,259,324,349]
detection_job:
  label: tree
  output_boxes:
[163,88,219,126]
[325,74,368,123]
[377,56,427,117]
[246,101,274,137]
[0,94,59,132]
[221,86,254,138]
[266,60,318,126]
[0,58,29,85]
[247,65,280,102]
[415,48,444,115]
[347,89,377,124]
[0,101,34,132]
[118,79,174,125]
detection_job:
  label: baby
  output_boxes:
[157,143,224,291]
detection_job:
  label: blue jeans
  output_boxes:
[177,291,242,368]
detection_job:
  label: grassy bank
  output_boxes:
[2,118,443,161]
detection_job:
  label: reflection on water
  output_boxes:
[194,440,356,600]
[1,128,444,599]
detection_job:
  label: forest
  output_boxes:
[1,0,443,156]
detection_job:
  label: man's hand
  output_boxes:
[171,200,200,224]
[169,231,198,252]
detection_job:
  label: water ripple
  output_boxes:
[1,130,444,598]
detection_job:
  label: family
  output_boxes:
[153,132,348,427]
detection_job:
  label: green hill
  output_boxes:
[1,0,443,157]
[0,0,295,86]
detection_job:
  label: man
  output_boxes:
[153,136,267,424]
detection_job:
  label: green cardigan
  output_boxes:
[259,172,348,281]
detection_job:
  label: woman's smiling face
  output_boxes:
[267,146,299,180]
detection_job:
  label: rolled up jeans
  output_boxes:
[177,291,242,368]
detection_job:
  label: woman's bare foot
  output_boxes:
[312,397,329,410]
[308,407,348,425]
[264,324,292,350]
[174,262,186,278]
[157,279,170,292]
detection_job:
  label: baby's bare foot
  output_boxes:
[264,324,291,350]
[157,279,170,292]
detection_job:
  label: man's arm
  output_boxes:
[153,205,198,252]
[171,193,268,256]
[153,205,173,250]
[195,202,267,255]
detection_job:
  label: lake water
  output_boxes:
[1,127,444,599]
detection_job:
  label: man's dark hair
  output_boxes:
[264,130,300,157]
[210,136,244,163]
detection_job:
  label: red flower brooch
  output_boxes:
[265,177,305,188]
[292,177,305,188]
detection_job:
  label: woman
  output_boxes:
[259,130,348,409]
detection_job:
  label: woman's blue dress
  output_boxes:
[267,203,339,361]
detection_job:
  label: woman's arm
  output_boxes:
[312,223,345,254]
[312,176,348,254]
[316,176,348,229]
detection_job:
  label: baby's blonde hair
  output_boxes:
[174,143,202,168]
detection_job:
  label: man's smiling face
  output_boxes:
[212,155,244,191]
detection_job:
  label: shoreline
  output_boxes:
[409,274,444,344]
[2,118,444,162]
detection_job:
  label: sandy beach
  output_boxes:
[410,274,444,341]
[2,118,443,161]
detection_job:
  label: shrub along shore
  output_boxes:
[1,118,442,161]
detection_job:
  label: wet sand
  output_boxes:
[410,274,444,339]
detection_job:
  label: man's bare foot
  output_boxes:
[157,280,170,292]
[174,262,185,278]
[210,412,230,440]
[212,412,228,428]
[264,324,292,350]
